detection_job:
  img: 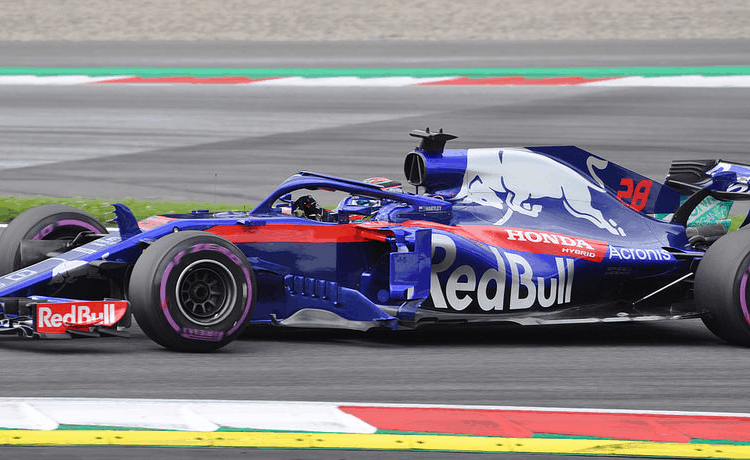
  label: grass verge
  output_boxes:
[0,196,249,225]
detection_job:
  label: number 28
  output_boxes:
[617,178,652,212]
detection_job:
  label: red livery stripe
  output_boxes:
[389,221,608,262]
[206,221,606,261]
[206,223,392,243]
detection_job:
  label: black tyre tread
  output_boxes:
[695,228,750,346]
[0,204,107,275]
[129,230,255,352]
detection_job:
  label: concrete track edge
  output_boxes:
[1,398,749,458]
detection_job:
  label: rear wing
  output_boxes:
[666,159,750,195]
[666,160,750,228]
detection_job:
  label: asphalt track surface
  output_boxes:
[1,41,750,459]
[3,40,750,67]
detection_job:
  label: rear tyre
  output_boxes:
[0,204,107,275]
[695,228,750,346]
[129,231,256,352]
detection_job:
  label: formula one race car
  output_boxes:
[1,129,750,352]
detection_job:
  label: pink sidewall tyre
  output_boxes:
[0,204,107,275]
[129,231,256,352]
[695,227,750,346]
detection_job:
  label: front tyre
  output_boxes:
[129,231,256,352]
[0,204,107,275]
[695,228,750,346]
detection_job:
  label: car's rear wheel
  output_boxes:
[695,228,750,346]
[0,204,108,275]
[129,231,256,352]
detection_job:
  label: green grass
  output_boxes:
[729,215,747,232]
[0,196,248,225]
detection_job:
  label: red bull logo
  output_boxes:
[36,301,128,334]
[454,148,627,236]
[430,233,574,312]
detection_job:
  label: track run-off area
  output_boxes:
[2,41,750,459]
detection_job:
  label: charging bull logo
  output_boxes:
[454,148,626,236]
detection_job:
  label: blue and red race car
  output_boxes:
[1,129,749,351]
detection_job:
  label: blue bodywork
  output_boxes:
[2,133,749,341]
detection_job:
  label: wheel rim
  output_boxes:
[175,259,237,326]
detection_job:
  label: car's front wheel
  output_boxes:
[129,231,256,352]
[0,204,108,275]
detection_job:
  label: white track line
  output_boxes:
[583,75,750,87]
[2,75,749,86]
[0,75,135,85]
[0,399,377,432]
